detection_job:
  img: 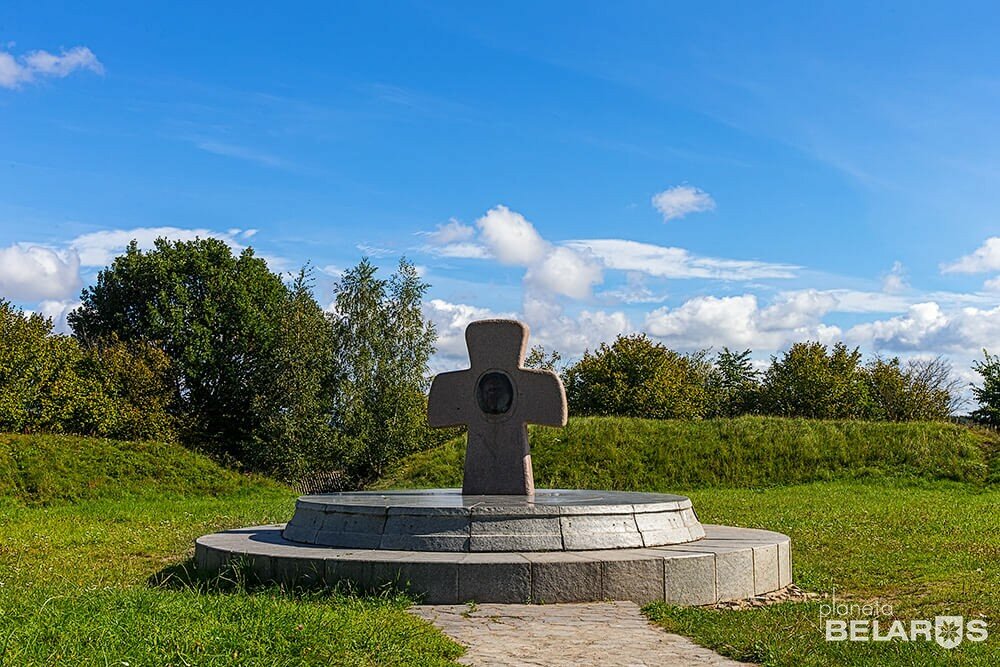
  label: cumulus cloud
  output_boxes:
[645,293,843,351]
[423,298,513,366]
[37,299,81,333]
[651,185,715,221]
[525,246,603,300]
[985,276,1000,292]
[942,237,1000,274]
[69,226,250,267]
[475,205,548,265]
[0,244,81,301]
[566,239,799,280]
[844,302,1000,356]
[0,46,103,89]
[882,260,908,293]
[522,294,631,358]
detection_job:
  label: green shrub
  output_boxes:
[563,334,710,419]
[759,342,871,419]
[0,301,174,441]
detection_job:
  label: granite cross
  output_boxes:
[427,319,567,496]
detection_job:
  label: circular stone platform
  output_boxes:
[195,522,791,605]
[195,488,792,605]
[281,489,705,552]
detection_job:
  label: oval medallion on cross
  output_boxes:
[427,319,568,495]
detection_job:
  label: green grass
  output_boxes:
[644,480,998,666]
[379,416,997,490]
[4,420,998,665]
[382,416,999,665]
[0,434,463,666]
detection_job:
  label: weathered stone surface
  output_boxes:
[715,548,755,601]
[197,524,789,605]
[458,553,531,603]
[560,514,644,550]
[411,602,753,667]
[601,557,664,605]
[282,489,705,552]
[662,552,716,605]
[528,553,603,603]
[426,320,567,495]
[778,539,792,587]
[752,544,780,596]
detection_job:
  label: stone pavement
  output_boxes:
[410,602,750,667]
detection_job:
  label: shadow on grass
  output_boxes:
[146,557,414,605]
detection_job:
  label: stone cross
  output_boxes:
[428,319,567,496]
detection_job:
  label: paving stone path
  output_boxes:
[411,602,751,667]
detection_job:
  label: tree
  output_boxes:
[706,348,760,417]
[329,258,435,482]
[525,345,563,373]
[0,300,174,440]
[866,356,958,421]
[760,341,871,419]
[69,238,335,472]
[971,349,1000,426]
[563,334,710,419]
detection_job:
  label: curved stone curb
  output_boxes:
[282,489,705,552]
[195,524,791,605]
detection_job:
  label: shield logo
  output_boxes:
[935,616,964,649]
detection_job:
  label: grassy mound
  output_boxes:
[379,416,998,490]
[0,433,277,504]
[0,433,463,665]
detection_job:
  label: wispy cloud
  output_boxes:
[0,46,103,89]
[942,236,1000,274]
[567,239,799,281]
[194,140,291,168]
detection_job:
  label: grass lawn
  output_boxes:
[2,420,997,666]
[647,480,998,666]
[0,434,464,666]
[383,417,999,666]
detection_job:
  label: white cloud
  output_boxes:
[0,244,80,301]
[418,219,490,258]
[0,46,103,89]
[430,242,492,259]
[597,272,669,304]
[567,239,799,280]
[194,141,289,168]
[69,226,249,267]
[651,185,715,222]
[845,302,1000,356]
[423,298,513,366]
[985,276,1000,292]
[522,294,631,358]
[476,205,548,266]
[525,246,603,300]
[37,299,80,333]
[882,260,908,293]
[356,243,395,258]
[942,237,1000,274]
[645,293,843,351]
[424,219,476,245]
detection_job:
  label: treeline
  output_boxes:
[541,334,999,424]
[3,237,999,486]
[1,238,435,486]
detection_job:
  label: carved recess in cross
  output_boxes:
[427,319,567,495]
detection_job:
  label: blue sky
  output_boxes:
[2,1,999,390]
